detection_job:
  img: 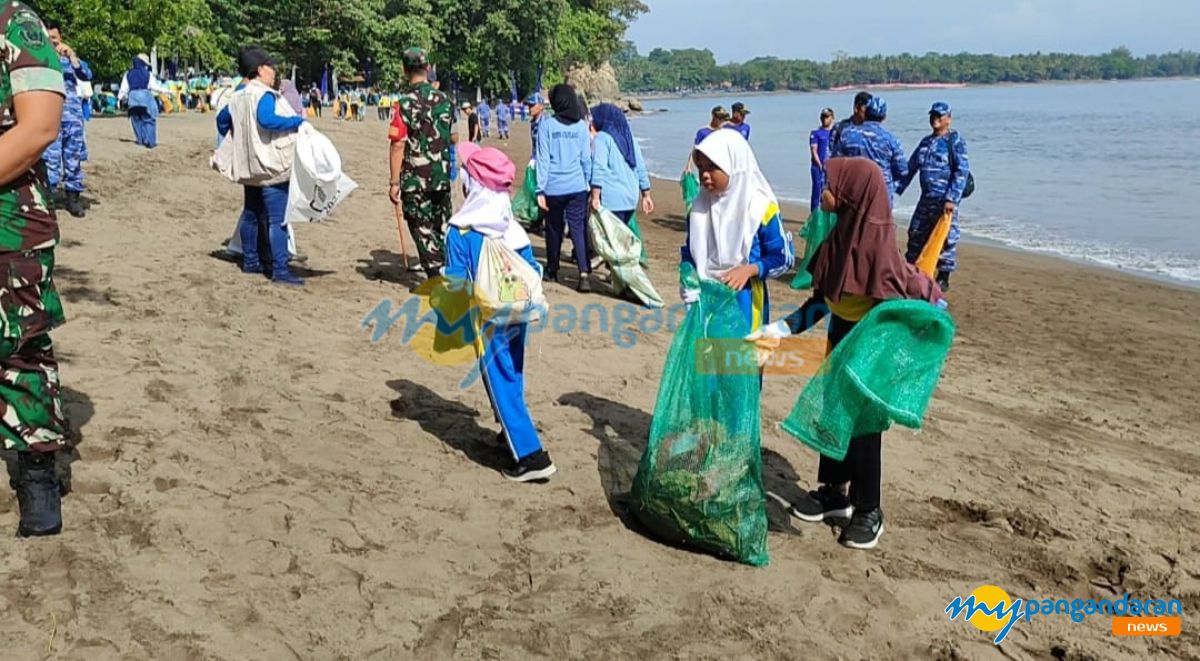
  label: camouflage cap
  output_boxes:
[403,47,428,70]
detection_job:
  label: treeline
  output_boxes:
[614,45,1200,92]
[31,0,646,91]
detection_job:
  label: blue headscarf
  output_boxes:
[127,57,151,91]
[591,103,637,170]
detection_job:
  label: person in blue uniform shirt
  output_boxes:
[726,101,751,140]
[829,91,870,154]
[680,130,795,335]
[831,96,907,207]
[441,144,557,483]
[809,107,834,210]
[896,102,971,292]
[477,99,492,138]
[496,98,512,140]
[43,20,92,218]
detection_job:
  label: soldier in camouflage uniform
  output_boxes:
[388,47,453,278]
[0,2,71,536]
[896,102,972,291]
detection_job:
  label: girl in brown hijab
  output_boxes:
[749,157,943,550]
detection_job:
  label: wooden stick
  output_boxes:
[392,203,411,270]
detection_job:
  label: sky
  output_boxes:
[625,0,1200,63]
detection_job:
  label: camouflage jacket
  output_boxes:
[397,82,452,193]
[0,2,63,252]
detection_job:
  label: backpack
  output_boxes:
[947,131,975,198]
[475,237,547,325]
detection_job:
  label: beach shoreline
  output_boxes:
[1,114,1196,660]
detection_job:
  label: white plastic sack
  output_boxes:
[286,123,357,224]
[475,238,547,325]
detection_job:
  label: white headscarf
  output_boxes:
[687,130,777,281]
[449,176,531,250]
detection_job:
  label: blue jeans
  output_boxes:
[238,183,292,277]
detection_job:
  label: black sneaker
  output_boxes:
[790,484,853,523]
[64,191,85,218]
[577,277,592,294]
[502,450,557,483]
[937,271,951,292]
[543,271,558,283]
[839,508,884,550]
[13,452,63,537]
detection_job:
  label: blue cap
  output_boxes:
[929,102,952,117]
[865,96,887,121]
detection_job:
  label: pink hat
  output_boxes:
[463,147,515,192]
[457,141,481,166]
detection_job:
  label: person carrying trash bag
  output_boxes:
[588,102,653,266]
[629,130,794,566]
[746,157,947,551]
[436,145,556,483]
[588,207,663,307]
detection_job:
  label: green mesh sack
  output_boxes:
[790,209,838,290]
[511,164,540,223]
[680,171,701,218]
[627,212,649,265]
[631,262,768,566]
[781,300,955,461]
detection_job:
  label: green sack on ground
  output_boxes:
[790,209,838,290]
[627,212,649,265]
[588,208,663,308]
[681,172,700,218]
[631,262,768,566]
[780,300,955,461]
[511,164,540,223]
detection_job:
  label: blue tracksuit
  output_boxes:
[443,227,545,462]
[897,131,971,273]
[497,103,512,138]
[45,56,93,192]
[830,121,907,207]
[478,102,492,137]
[680,202,796,331]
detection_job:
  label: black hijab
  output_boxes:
[550,84,582,124]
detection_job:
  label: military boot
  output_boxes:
[13,451,63,537]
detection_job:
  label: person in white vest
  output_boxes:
[214,47,306,286]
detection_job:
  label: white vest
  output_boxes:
[225,80,298,186]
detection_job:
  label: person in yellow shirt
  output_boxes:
[749,157,944,551]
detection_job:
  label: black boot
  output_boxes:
[64,191,85,218]
[937,271,951,292]
[13,451,62,537]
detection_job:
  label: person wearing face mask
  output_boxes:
[680,131,794,333]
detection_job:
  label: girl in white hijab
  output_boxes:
[682,130,795,332]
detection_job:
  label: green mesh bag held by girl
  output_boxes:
[790,209,838,290]
[631,262,769,566]
[781,300,955,461]
[681,171,701,218]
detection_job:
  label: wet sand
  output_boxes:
[0,113,1197,660]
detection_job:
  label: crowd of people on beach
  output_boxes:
[3,0,968,560]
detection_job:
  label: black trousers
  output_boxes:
[544,191,589,277]
[816,314,883,511]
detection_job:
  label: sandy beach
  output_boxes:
[0,112,1197,660]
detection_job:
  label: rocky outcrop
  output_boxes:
[565,62,643,113]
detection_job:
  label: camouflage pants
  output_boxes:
[0,250,67,452]
[44,116,87,192]
[402,189,452,277]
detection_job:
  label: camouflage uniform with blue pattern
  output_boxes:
[0,1,68,452]
[897,105,971,274]
[43,46,90,192]
[830,97,907,207]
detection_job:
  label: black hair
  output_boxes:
[854,91,872,108]
[237,47,272,79]
[43,19,61,31]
